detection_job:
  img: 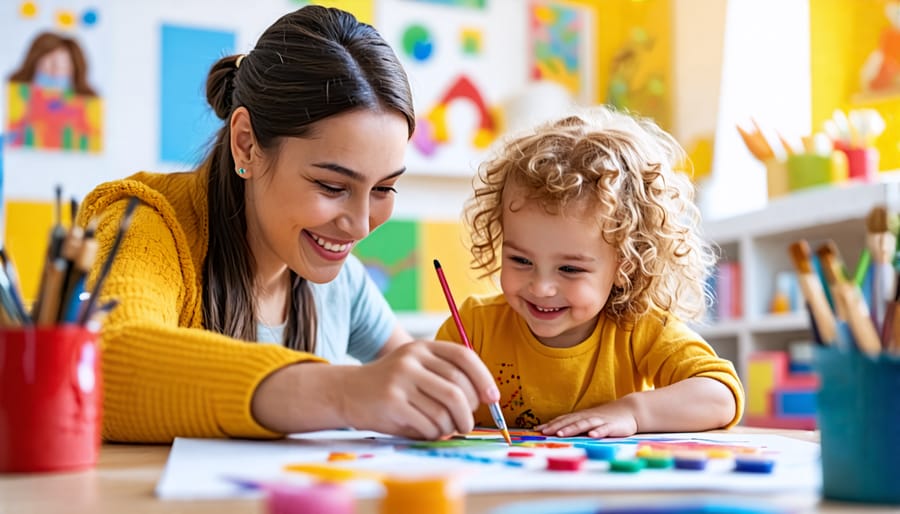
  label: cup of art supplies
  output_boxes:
[0,325,101,473]
[834,141,879,183]
[786,152,843,192]
[764,159,789,200]
[815,345,900,504]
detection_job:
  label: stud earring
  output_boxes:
[236,167,246,175]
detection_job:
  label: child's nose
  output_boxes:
[529,276,557,297]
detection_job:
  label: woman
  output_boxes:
[77,5,498,443]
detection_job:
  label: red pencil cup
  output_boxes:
[835,142,879,182]
[0,325,102,473]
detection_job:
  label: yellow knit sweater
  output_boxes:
[77,167,324,443]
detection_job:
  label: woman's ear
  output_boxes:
[230,107,256,176]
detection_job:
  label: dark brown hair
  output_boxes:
[9,32,97,96]
[202,6,415,351]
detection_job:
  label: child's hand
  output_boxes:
[535,401,638,438]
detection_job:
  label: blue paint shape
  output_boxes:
[577,444,617,461]
[673,455,708,470]
[734,457,775,474]
[160,24,235,164]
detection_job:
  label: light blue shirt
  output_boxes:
[257,254,396,364]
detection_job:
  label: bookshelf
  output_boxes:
[697,174,900,380]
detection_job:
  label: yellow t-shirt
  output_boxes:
[436,294,744,429]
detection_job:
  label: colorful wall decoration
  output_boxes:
[5,31,103,153]
[528,0,587,101]
[412,75,498,156]
[375,2,528,175]
[159,24,235,164]
[6,81,102,152]
[353,219,496,314]
[593,0,672,130]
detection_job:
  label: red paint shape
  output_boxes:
[507,451,534,458]
[546,456,585,472]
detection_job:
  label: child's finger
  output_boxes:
[555,416,605,437]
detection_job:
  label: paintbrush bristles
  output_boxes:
[815,241,844,286]
[867,205,889,234]
[788,241,813,274]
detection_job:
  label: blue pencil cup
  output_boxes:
[815,346,900,504]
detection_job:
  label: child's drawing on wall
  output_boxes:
[6,32,103,153]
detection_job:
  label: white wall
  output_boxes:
[702,0,811,220]
[671,0,726,147]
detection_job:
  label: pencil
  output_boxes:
[433,259,512,446]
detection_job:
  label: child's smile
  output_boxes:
[499,189,618,348]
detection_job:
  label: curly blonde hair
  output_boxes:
[467,106,716,323]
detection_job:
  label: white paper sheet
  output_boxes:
[155,430,821,500]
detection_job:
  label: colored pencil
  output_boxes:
[433,259,512,446]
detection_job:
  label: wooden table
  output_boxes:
[1,428,898,513]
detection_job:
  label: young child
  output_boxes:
[437,107,744,438]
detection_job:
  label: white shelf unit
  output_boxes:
[698,176,900,379]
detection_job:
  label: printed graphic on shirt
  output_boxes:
[495,361,542,428]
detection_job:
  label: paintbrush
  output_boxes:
[434,259,512,446]
[788,240,836,344]
[866,206,896,338]
[31,185,66,319]
[816,241,882,355]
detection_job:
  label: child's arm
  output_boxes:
[535,376,735,438]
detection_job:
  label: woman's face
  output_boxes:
[243,109,409,283]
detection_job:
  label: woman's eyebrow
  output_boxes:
[312,162,406,181]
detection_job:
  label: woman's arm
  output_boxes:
[253,340,501,440]
[81,192,322,443]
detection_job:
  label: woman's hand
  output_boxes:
[534,398,639,438]
[339,341,500,440]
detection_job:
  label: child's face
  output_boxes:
[499,193,618,348]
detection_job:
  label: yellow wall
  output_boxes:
[811,0,899,170]
[6,200,73,305]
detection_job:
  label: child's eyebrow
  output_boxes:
[558,254,594,263]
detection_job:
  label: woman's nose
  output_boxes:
[336,200,370,240]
